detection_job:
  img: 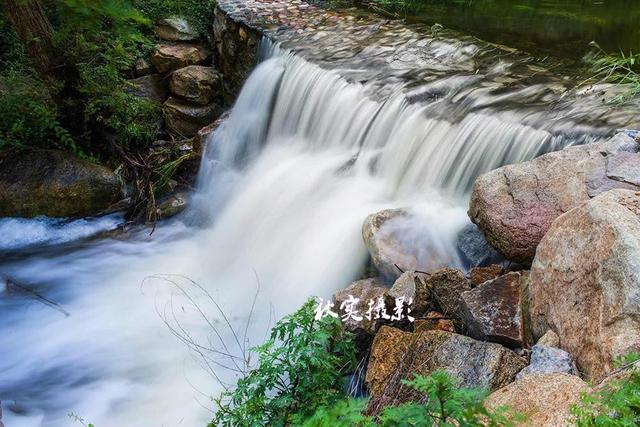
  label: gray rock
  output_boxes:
[333,277,388,354]
[426,268,472,329]
[365,327,526,415]
[170,65,222,105]
[387,271,432,317]
[517,345,578,379]
[154,191,189,220]
[163,97,224,138]
[155,17,199,41]
[134,58,153,76]
[127,74,168,102]
[0,149,122,218]
[469,133,640,264]
[456,223,503,268]
[530,189,640,381]
[461,271,527,348]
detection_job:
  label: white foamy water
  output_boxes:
[0,41,612,427]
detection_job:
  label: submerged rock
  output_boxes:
[151,43,210,74]
[0,149,122,218]
[517,345,577,379]
[127,74,168,102]
[486,373,588,427]
[461,271,527,348]
[530,189,640,381]
[469,133,640,263]
[365,327,526,415]
[154,191,190,220]
[170,65,222,105]
[362,209,457,280]
[155,17,199,41]
[163,97,224,138]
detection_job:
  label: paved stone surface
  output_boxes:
[217,0,639,137]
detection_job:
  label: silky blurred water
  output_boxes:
[0,38,630,426]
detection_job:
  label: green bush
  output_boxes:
[301,371,519,427]
[211,299,358,427]
[134,0,216,36]
[571,354,640,426]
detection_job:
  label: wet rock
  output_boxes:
[365,327,526,415]
[154,191,190,220]
[530,189,640,381]
[362,209,456,280]
[155,17,199,41]
[170,65,222,105]
[134,58,153,76]
[386,270,432,317]
[213,7,261,97]
[0,149,122,218]
[469,133,640,264]
[425,268,471,328]
[469,264,504,286]
[456,223,503,268]
[333,277,388,353]
[461,271,527,348]
[486,373,589,427]
[126,74,168,102]
[193,112,229,154]
[517,345,577,379]
[151,43,210,74]
[163,97,224,138]
[537,330,560,348]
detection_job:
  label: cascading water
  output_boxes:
[0,36,621,427]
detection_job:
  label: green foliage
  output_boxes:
[300,370,519,427]
[585,43,640,103]
[572,361,640,426]
[134,0,216,36]
[211,299,358,427]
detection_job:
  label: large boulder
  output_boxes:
[155,17,199,41]
[151,43,210,74]
[529,189,640,381]
[469,133,640,264]
[365,327,526,414]
[460,271,527,348]
[170,65,222,105]
[0,149,122,218]
[163,97,224,138]
[485,373,589,427]
[362,209,458,280]
[126,74,168,102]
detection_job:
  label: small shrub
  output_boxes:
[211,299,357,427]
[572,357,640,426]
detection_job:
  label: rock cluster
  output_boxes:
[331,130,640,420]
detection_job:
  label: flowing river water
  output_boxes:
[1,7,639,426]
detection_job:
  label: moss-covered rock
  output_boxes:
[0,149,122,218]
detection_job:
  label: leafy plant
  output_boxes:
[572,358,640,426]
[585,43,640,103]
[211,299,358,427]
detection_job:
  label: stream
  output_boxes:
[1,10,639,426]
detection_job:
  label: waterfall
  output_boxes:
[0,39,610,427]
